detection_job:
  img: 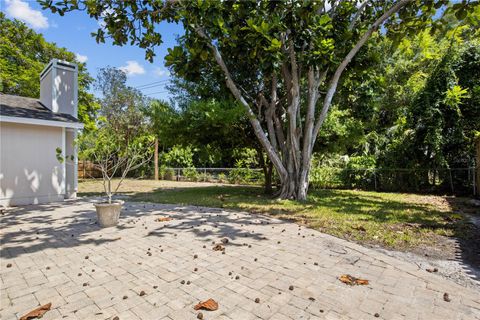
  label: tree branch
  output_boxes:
[194,26,288,180]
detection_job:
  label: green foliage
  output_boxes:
[55,147,64,164]
[144,99,178,149]
[161,145,194,168]
[183,168,200,182]
[227,168,263,185]
[341,156,377,189]
[232,148,258,168]
[0,13,98,131]
[159,167,175,180]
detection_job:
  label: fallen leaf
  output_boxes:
[339,274,369,286]
[213,244,224,251]
[194,298,218,311]
[156,217,173,222]
[443,292,451,302]
[19,303,52,320]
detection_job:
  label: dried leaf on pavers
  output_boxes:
[213,244,224,251]
[443,293,451,302]
[194,298,219,311]
[156,217,173,222]
[19,303,52,320]
[339,274,369,286]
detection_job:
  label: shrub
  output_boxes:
[228,168,263,185]
[183,167,199,181]
[309,167,343,189]
[161,145,194,168]
[340,155,376,189]
[217,173,226,183]
[160,167,175,180]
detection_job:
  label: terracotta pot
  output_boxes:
[94,200,124,227]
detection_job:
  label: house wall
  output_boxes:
[0,122,65,206]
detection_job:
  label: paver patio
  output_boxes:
[1,199,479,320]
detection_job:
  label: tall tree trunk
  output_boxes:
[154,137,159,180]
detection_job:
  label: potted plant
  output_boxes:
[83,128,153,227]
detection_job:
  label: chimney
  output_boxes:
[40,59,78,117]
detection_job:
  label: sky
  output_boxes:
[1,0,184,101]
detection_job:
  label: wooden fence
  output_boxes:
[78,160,103,179]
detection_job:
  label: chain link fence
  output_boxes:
[158,166,477,195]
[157,167,264,185]
[80,163,478,196]
[309,167,477,195]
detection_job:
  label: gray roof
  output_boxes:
[0,94,80,123]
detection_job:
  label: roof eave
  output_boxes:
[0,116,84,129]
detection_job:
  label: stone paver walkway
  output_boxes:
[1,200,479,320]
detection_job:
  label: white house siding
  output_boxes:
[0,122,65,206]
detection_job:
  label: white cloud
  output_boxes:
[154,67,170,78]
[75,53,88,63]
[120,61,145,76]
[5,0,49,30]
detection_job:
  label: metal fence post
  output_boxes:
[374,169,377,191]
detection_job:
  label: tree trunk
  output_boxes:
[154,137,159,180]
[257,148,274,195]
[264,161,274,195]
[277,172,308,200]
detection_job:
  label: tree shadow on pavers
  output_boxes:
[0,200,119,259]
[443,197,480,282]
[124,202,279,245]
[0,198,278,260]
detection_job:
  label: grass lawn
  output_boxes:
[79,179,477,255]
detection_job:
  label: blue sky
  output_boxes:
[1,0,184,101]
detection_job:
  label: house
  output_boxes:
[0,59,84,206]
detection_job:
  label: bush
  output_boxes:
[160,167,175,180]
[227,168,263,185]
[161,145,194,168]
[309,167,343,189]
[183,167,199,181]
[217,173,226,183]
[341,156,376,189]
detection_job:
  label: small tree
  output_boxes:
[81,128,154,203]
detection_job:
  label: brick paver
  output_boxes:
[1,199,479,320]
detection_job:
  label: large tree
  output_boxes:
[0,13,98,131]
[41,0,476,199]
